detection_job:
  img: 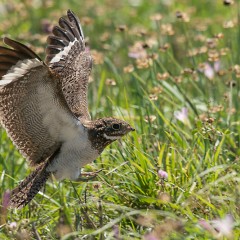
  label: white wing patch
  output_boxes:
[0,59,42,85]
[50,38,77,64]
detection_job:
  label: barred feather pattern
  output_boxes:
[46,9,92,120]
[0,64,62,166]
[9,162,51,208]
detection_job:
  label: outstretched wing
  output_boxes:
[0,38,78,166]
[45,9,92,121]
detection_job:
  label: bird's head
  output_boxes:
[83,117,135,152]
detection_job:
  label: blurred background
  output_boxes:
[0,0,239,239]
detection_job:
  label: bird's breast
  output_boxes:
[46,130,99,180]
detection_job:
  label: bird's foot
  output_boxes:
[76,169,102,182]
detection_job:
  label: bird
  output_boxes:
[0,9,134,208]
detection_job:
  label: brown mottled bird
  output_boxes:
[0,10,134,208]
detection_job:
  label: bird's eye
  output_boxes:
[112,123,120,130]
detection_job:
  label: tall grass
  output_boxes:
[0,0,239,239]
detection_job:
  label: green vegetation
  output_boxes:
[0,0,239,239]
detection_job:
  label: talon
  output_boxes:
[76,169,102,182]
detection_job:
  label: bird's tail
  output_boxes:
[9,162,51,208]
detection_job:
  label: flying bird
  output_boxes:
[0,10,134,208]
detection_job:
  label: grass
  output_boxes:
[0,0,239,239]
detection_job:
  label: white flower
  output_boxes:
[211,214,234,238]
[158,169,168,179]
[200,61,221,80]
[204,63,215,79]
[9,222,17,229]
[174,107,190,126]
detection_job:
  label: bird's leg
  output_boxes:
[76,168,103,182]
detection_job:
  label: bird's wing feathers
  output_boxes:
[0,38,77,166]
[46,10,92,120]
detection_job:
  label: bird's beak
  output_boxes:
[128,125,135,132]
